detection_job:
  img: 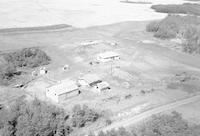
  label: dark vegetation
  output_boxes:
[93,111,200,136]
[146,15,200,54]
[1,98,200,136]
[151,3,200,15]
[0,99,100,136]
[185,0,200,1]
[0,47,50,85]
[0,24,71,34]
[120,1,152,4]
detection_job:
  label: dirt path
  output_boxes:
[95,94,200,133]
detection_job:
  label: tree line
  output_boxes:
[0,98,100,136]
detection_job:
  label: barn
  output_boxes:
[46,79,80,103]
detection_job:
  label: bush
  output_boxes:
[151,3,200,16]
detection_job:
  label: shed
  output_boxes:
[78,74,102,87]
[46,79,80,103]
[40,67,48,75]
[97,51,120,62]
[93,81,110,93]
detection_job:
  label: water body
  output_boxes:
[0,0,190,28]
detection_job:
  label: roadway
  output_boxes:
[95,94,200,133]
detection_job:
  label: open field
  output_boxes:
[165,100,200,124]
[1,19,200,134]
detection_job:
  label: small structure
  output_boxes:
[93,81,110,93]
[97,51,120,62]
[46,79,80,103]
[63,64,70,71]
[80,40,102,46]
[78,74,102,87]
[31,70,38,77]
[40,67,48,75]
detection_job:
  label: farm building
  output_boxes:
[78,74,102,87]
[97,51,120,62]
[40,67,48,75]
[92,81,110,93]
[46,79,80,103]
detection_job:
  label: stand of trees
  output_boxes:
[3,48,51,68]
[1,98,200,136]
[146,15,200,54]
[0,99,100,136]
[151,3,200,16]
[0,47,51,85]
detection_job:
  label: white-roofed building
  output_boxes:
[97,51,120,62]
[78,74,102,87]
[46,79,80,103]
[92,81,110,93]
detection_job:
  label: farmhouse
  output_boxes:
[46,79,80,103]
[97,51,120,62]
[78,74,102,87]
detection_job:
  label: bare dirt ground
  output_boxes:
[1,20,200,133]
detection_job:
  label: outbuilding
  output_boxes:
[97,51,120,62]
[46,79,80,103]
[93,81,110,93]
[78,74,102,87]
[40,67,48,75]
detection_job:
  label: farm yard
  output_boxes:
[1,0,200,135]
[0,19,200,135]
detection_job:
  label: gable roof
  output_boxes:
[97,51,119,59]
[47,79,78,96]
[97,81,109,89]
[79,74,101,84]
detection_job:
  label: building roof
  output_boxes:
[97,81,109,90]
[97,51,119,59]
[47,79,78,96]
[79,74,101,84]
